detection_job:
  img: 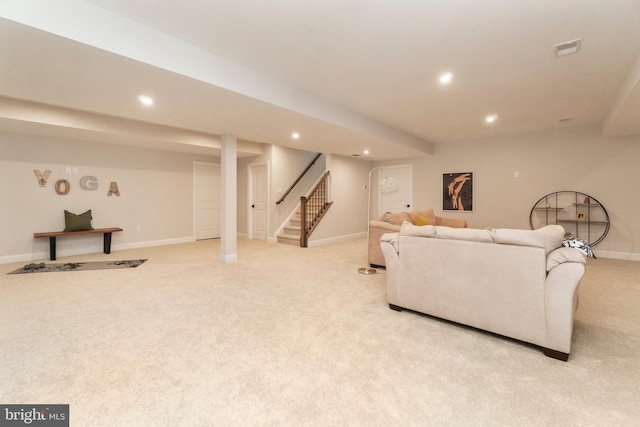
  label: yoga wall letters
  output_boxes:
[33,169,120,196]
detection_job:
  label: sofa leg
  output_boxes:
[389,304,403,312]
[543,348,569,361]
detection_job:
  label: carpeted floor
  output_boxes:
[0,238,639,426]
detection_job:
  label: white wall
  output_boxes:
[6,124,636,262]
[308,154,371,244]
[0,132,216,263]
[376,125,640,260]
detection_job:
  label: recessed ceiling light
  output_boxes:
[439,72,453,84]
[292,132,300,140]
[485,114,498,123]
[138,95,154,106]
[363,150,370,155]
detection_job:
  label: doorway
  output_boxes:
[248,163,269,241]
[194,161,221,240]
[378,164,413,217]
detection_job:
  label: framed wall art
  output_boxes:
[443,172,473,211]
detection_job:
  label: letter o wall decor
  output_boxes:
[55,179,70,195]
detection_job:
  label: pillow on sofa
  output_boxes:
[400,221,436,237]
[412,214,432,226]
[435,226,494,243]
[413,209,437,226]
[382,211,412,226]
[64,209,93,232]
[492,225,565,254]
[381,211,401,225]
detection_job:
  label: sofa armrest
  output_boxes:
[544,260,586,355]
[435,216,467,228]
[380,233,401,305]
[368,220,401,267]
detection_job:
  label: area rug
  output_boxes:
[8,259,147,274]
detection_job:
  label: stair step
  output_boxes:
[277,233,300,245]
[284,225,300,233]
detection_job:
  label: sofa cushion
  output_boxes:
[400,221,436,237]
[395,212,413,224]
[435,226,494,243]
[546,247,586,272]
[381,211,412,226]
[492,225,565,254]
[381,211,400,225]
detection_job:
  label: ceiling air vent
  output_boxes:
[555,38,582,57]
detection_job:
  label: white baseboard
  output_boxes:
[6,234,635,264]
[307,232,366,247]
[0,253,42,265]
[114,237,195,251]
[594,250,640,261]
[0,237,195,265]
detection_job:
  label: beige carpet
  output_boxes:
[1,238,639,426]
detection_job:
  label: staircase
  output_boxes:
[276,171,332,247]
[277,210,302,246]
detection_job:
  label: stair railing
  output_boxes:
[300,171,333,247]
[276,153,322,205]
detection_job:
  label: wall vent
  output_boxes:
[555,38,582,57]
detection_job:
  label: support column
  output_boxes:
[220,134,238,263]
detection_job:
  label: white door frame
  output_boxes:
[247,161,270,240]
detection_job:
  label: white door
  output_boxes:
[249,163,268,241]
[194,162,221,240]
[379,165,412,217]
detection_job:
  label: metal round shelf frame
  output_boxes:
[529,191,610,246]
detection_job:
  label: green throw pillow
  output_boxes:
[64,210,94,232]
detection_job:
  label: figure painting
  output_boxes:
[443,172,473,211]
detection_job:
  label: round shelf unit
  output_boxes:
[529,191,610,246]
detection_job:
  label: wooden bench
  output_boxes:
[34,227,123,261]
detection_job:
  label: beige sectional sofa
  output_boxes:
[367,209,467,268]
[380,223,586,361]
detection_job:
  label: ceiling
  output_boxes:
[1,0,639,160]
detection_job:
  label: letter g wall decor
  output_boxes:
[79,175,98,191]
